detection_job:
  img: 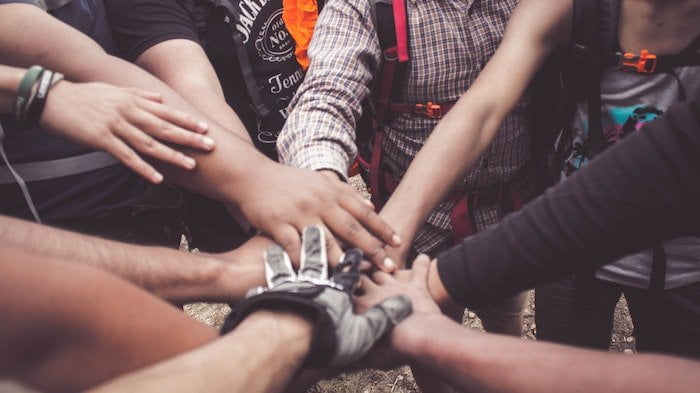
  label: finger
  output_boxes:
[393,269,412,281]
[118,122,198,170]
[263,244,297,287]
[136,97,210,135]
[125,87,164,103]
[269,224,302,268]
[410,254,431,283]
[105,136,163,184]
[299,225,328,280]
[339,191,401,247]
[324,209,395,272]
[371,270,394,285]
[133,103,214,150]
[331,248,363,291]
[331,294,413,366]
[359,275,378,291]
[324,227,344,270]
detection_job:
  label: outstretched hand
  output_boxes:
[236,165,402,272]
[222,226,413,367]
[354,254,442,361]
[40,81,215,183]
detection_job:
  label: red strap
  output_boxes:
[450,196,473,243]
[392,0,409,63]
[389,101,455,119]
[368,131,384,206]
[374,48,398,125]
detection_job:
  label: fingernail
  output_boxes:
[198,121,209,131]
[184,156,196,169]
[383,257,395,270]
[364,199,374,208]
[202,136,215,149]
[392,234,402,246]
[153,171,164,183]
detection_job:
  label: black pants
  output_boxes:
[57,184,249,252]
[536,274,700,358]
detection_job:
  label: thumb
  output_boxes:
[330,295,413,366]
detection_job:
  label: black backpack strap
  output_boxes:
[205,0,270,117]
[582,0,605,157]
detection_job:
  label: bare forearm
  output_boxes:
[0,4,270,207]
[401,314,700,393]
[136,40,253,142]
[90,311,312,393]
[0,215,227,301]
[0,64,24,112]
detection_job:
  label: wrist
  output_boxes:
[428,260,463,317]
[239,310,314,357]
[390,313,449,359]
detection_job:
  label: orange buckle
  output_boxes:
[618,50,657,74]
[415,102,443,119]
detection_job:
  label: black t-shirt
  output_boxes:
[437,99,700,309]
[0,0,147,223]
[105,0,303,159]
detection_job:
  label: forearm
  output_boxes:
[90,311,313,393]
[0,215,229,302]
[0,3,271,207]
[401,314,700,393]
[0,64,25,112]
[380,0,569,240]
[436,100,700,308]
[135,39,253,142]
[277,0,380,178]
[380,96,502,239]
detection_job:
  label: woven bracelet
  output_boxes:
[14,66,44,121]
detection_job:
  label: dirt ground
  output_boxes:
[185,176,638,393]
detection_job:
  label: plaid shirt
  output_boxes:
[278,0,536,254]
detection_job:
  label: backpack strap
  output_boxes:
[201,0,270,117]
[582,0,606,157]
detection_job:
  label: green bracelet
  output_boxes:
[14,65,44,121]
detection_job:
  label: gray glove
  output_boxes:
[221,226,412,367]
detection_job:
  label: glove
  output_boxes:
[221,225,412,367]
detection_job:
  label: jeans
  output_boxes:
[536,274,700,358]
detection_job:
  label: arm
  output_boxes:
[135,39,252,141]
[434,98,700,308]
[0,214,267,304]
[277,0,382,179]
[0,246,218,392]
[0,3,400,269]
[89,311,313,393]
[380,0,573,259]
[401,313,700,393]
[102,0,253,141]
[0,64,213,182]
[358,256,700,393]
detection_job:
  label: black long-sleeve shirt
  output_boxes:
[437,99,700,308]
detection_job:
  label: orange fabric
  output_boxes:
[283,0,319,70]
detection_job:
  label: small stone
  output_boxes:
[623,349,634,355]
[467,312,476,318]
[530,323,536,330]
[625,337,634,343]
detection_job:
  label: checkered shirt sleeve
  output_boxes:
[277,0,382,179]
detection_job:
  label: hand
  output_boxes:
[355,255,442,355]
[221,226,413,367]
[237,164,402,272]
[40,80,215,183]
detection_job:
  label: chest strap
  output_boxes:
[0,150,119,185]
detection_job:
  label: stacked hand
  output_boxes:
[40,81,215,183]
[222,226,413,367]
[237,166,402,272]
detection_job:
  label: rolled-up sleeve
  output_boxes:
[277,0,382,179]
